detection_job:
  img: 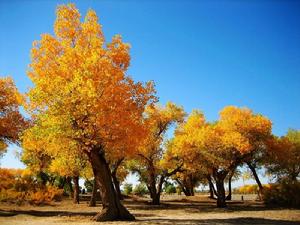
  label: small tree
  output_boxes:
[266,129,300,183]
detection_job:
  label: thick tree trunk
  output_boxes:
[190,185,195,196]
[73,176,80,204]
[88,149,134,221]
[66,176,73,199]
[148,174,164,205]
[149,181,160,205]
[247,162,263,195]
[216,177,226,208]
[152,193,161,205]
[89,179,97,207]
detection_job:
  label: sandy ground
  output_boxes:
[0,195,300,225]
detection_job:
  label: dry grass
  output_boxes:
[0,195,299,225]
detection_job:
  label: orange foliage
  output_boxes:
[0,168,62,205]
[0,77,26,155]
[25,3,156,163]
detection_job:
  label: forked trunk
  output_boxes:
[214,173,227,208]
[207,176,217,199]
[88,149,135,221]
[150,175,164,205]
[112,171,123,200]
[73,176,80,204]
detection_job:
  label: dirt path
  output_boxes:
[1,197,299,225]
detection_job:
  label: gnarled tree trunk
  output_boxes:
[88,149,134,221]
[148,173,160,205]
[73,176,80,204]
[215,176,226,207]
[213,170,227,208]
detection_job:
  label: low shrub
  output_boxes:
[263,181,300,208]
[133,183,148,196]
[123,183,133,195]
[164,183,176,194]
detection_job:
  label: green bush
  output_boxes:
[263,181,300,208]
[84,180,93,193]
[123,183,133,195]
[165,183,176,194]
[133,183,148,196]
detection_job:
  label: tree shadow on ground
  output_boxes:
[0,209,155,219]
[137,217,300,225]
[0,210,96,217]
[125,199,289,213]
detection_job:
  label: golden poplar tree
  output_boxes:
[131,102,185,205]
[25,4,155,221]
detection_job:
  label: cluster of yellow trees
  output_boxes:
[0,168,63,205]
[0,4,299,221]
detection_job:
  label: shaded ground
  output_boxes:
[0,195,299,225]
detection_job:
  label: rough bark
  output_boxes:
[215,176,226,207]
[148,172,160,205]
[89,179,97,207]
[73,176,80,204]
[212,170,228,208]
[88,148,134,221]
[155,175,165,205]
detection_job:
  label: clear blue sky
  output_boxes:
[0,0,300,186]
